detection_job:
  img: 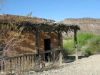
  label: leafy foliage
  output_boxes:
[63,38,74,55]
[77,32,95,48]
[86,36,100,55]
[63,32,100,56]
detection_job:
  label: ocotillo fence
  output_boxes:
[0,49,60,74]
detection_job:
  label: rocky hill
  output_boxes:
[61,18,100,34]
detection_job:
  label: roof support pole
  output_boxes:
[58,29,61,49]
[74,28,78,61]
[34,28,39,56]
[57,27,62,65]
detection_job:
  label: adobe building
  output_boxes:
[0,14,80,73]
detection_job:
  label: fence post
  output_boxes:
[1,60,4,74]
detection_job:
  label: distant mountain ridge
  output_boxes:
[61,18,100,34]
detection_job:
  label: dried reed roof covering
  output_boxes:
[0,14,80,33]
[0,14,55,23]
[20,21,80,33]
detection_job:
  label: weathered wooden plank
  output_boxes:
[39,49,60,54]
[3,53,36,60]
[1,50,60,61]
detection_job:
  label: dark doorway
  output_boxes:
[44,38,51,61]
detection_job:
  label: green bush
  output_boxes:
[82,48,92,57]
[63,32,99,56]
[77,32,95,48]
[87,36,100,54]
[63,38,74,55]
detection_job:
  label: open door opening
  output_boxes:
[44,38,51,61]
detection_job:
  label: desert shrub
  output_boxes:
[78,33,100,56]
[82,48,92,57]
[86,36,100,55]
[63,32,97,56]
[77,32,95,48]
[63,38,74,55]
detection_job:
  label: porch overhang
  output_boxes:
[0,17,80,60]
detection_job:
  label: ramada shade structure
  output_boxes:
[0,15,81,73]
[0,19,80,33]
[0,16,80,60]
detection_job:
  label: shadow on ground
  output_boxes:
[63,56,87,63]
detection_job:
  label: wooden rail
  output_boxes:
[0,49,60,74]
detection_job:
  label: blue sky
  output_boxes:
[0,0,100,21]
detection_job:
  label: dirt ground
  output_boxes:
[29,54,100,75]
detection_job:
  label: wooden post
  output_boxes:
[15,58,17,73]
[34,27,39,56]
[28,55,31,71]
[58,29,61,49]
[26,56,29,71]
[74,29,78,61]
[7,59,10,73]
[24,56,27,71]
[22,56,24,72]
[1,60,3,73]
[31,55,34,70]
[57,27,62,65]
[10,59,12,74]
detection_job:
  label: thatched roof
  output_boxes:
[0,14,55,23]
[0,14,80,33]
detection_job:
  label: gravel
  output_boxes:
[10,54,100,75]
[19,54,100,75]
